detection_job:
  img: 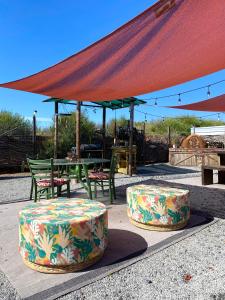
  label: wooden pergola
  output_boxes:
[43,97,146,176]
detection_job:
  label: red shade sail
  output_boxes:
[169,94,225,112]
[1,0,225,101]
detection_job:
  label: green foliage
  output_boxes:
[138,115,225,136]
[0,110,32,135]
[107,115,128,136]
[40,112,96,158]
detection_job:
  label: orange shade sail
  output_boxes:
[169,94,225,112]
[1,0,225,101]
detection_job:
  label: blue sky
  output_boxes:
[1,0,225,127]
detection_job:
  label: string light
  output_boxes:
[135,108,222,121]
[93,108,96,113]
[178,93,181,103]
[207,85,211,97]
[142,78,225,102]
[154,98,158,106]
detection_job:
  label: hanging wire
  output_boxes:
[142,78,225,101]
[135,108,221,121]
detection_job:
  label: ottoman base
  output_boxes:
[23,252,104,274]
[129,217,188,231]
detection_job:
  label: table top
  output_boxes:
[53,158,110,166]
[19,198,107,224]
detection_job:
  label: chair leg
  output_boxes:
[112,179,116,200]
[34,184,37,202]
[101,181,104,196]
[109,180,113,204]
[67,182,70,198]
[94,181,97,198]
[30,179,34,200]
[57,186,60,197]
[46,188,50,199]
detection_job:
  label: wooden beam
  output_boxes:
[54,101,59,158]
[102,107,106,158]
[143,121,146,163]
[76,101,81,159]
[128,101,134,176]
[32,111,37,158]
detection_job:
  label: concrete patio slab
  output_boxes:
[0,198,214,300]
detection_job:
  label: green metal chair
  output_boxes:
[88,155,117,203]
[27,158,70,202]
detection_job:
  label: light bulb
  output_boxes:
[207,85,211,98]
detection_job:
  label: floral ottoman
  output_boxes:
[127,185,190,231]
[19,198,108,273]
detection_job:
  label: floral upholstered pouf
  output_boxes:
[127,185,190,231]
[19,198,108,273]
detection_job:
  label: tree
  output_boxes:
[0,111,32,135]
[137,115,225,136]
[106,115,128,136]
[41,111,96,158]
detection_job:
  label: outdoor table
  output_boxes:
[127,185,190,231]
[53,158,110,199]
[19,198,108,273]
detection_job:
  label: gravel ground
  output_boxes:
[1,164,225,300]
[58,219,225,300]
[0,164,200,204]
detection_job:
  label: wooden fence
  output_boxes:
[0,135,49,170]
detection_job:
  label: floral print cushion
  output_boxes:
[36,178,69,187]
[89,172,109,180]
[127,185,190,227]
[19,198,108,266]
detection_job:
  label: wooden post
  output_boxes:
[76,101,81,159]
[32,110,37,158]
[128,102,134,176]
[143,121,146,163]
[54,101,59,158]
[102,107,106,158]
[114,113,117,146]
[168,126,171,147]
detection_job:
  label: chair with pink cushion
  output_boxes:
[27,158,70,202]
[88,155,117,203]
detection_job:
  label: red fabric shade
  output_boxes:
[168,94,225,112]
[1,0,225,101]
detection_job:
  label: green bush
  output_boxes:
[0,111,32,135]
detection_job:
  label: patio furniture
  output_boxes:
[112,146,136,175]
[19,198,108,273]
[53,158,110,199]
[202,164,225,185]
[27,158,70,202]
[88,156,117,203]
[127,185,190,231]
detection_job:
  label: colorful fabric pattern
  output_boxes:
[36,178,69,187]
[19,198,108,266]
[127,185,190,227]
[89,172,109,180]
